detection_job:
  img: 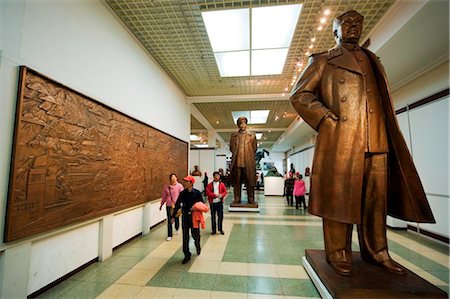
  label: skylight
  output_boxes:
[232,110,270,124]
[190,134,201,141]
[255,133,263,140]
[202,4,302,77]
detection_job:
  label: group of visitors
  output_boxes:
[159,170,227,264]
[284,170,308,209]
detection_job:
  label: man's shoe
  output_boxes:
[211,232,216,235]
[166,237,172,241]
[181,256,191,264]
[196,246,201,255]
[220,231,225,235]
[327,250,352,276]
[378,259,406,275]
[329,260,352,276]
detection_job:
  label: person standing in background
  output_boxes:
[206,171,228,235]
[294,174,307,210]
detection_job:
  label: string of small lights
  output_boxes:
[282,3,332,99]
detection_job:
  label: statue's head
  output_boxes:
[236,117,248,131]
[333,10,364,45]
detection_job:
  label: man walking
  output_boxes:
[206,171,228,235]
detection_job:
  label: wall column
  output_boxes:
[0,242,32,298]
[142,202,151,235]
[208,130,217,148]
[98,215,113,262]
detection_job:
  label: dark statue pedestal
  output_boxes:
[303,249,447,299]
[228,202,259,212]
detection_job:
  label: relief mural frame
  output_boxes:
[5,66,188,242]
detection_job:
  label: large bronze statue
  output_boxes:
[229,117,257,204]
[290,10,435,276]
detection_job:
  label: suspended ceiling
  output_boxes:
[106,0,396,149]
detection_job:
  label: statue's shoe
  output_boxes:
[329,260,352,276]
[378,259,406,275]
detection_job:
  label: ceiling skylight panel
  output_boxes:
[215,51,250,77]
[201,9,249,52]
[232,111,251,124]
[251,49,289,76]
[252,4,302,49]
[255,133,263,140]
[250,110,270,124]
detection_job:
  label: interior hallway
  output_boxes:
[37,191,449,298]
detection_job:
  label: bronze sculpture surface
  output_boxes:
[5,67,188,242]
[290,10,435,276]
[229,117,257,205]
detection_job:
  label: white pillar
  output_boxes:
[208,130,217,148]
[142,202,152,235]
[98,215,113,261]
[0,242,32,298]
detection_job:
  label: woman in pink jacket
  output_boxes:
[160,173,184,241]
[294,174,307,210]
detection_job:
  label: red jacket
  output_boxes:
[192,202,209,229]
[205,181,228,204]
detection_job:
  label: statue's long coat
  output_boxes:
[290,45,435,224]
[229,130,257,187]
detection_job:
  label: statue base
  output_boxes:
[228,203,259,212]
[303,249,447,298]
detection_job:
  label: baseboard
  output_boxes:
[407,225,449,244]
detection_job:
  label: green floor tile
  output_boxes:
[37,279,82,298]
[147,269,187,288]
[213,274,248,293]
[84,267,129,283]
[52,281,111,299]
[280,278,320,297]
[179,272,217,290]
[104,255,143,269]
[248,276,283,295]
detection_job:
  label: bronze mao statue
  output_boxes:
[191,165,202,176]
[290,10,435,276]
[229,117,257,205]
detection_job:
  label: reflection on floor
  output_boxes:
[37,191,449,298]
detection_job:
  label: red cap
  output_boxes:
[183,175,195,183]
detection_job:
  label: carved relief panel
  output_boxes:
[5,67,188,241]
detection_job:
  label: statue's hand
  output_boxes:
[325,111,339,121]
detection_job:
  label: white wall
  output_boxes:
[391,60,449,239]
[189,148,216,189]
[391,61,449,109]
[0,0,187,296]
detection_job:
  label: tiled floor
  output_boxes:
[37,190,449,298]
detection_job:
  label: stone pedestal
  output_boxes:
[228,203,259,212]
[303,249,447,298]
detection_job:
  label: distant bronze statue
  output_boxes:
[191,165,202,176]
[229,117,257,204]
[290,10,435,276]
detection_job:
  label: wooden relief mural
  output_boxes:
[5,67,188,242]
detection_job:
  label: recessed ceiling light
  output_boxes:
[320,17,326,24]
[311,37,316,42]
[324,9,331,16]
[318,25,323,31]
[255,133,263,140]
[216,121,219,124]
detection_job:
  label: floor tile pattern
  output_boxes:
[37,191,449,298]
